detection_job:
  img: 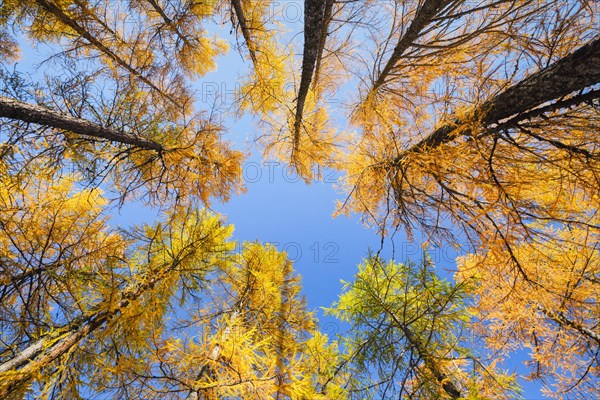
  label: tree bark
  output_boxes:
[0,312,109,398]
[0,95,164,152]
[231,0,258,66]
[292,0,329,154]
[397,37,600,159]
[311,0,334,94]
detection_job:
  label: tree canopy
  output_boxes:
[0,0,599,398]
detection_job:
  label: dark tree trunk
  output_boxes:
[312,0,334,93]
[292,0,329,152]
[398,37,600,159]
[231,0,258,65]
[0,95,164,152]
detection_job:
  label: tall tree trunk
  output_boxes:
[395,37,600,161]
[231,0,258,66]
[292,0,329,157]
[378,297,462,398]
[0,312,109,398]
[0,257,181,397]
[0,95,164,152]
[311,0,334,94]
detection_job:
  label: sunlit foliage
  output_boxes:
[1,1,599,398]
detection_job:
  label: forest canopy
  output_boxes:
[0,0,599,399]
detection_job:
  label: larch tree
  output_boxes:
[240,0,357,180]
[0,168,232,397]
[327,255,521,399]
[0,0,243,205]
[456,215,600,397]
[224,0,288,116]
[1,1,600,399]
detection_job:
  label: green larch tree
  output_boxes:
[327,255,520,399]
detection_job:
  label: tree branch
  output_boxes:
[540,306,600,346]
